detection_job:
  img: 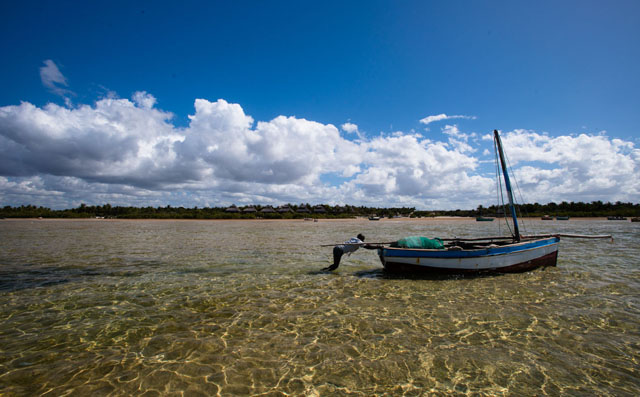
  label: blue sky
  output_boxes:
[1,1,639,209]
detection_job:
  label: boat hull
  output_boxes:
[379,237,559,274]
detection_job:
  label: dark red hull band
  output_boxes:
[382,251,558,274]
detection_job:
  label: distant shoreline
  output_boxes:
[1,216,617,222]
[3,201,637,220]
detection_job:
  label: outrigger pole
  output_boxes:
[320,231,614,247]
[494,129,521,242]
[320,242,395,247]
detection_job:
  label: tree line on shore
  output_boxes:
[1,201,639,219]
[0,203,412,219]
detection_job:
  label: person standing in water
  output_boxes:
[323,233,376,271]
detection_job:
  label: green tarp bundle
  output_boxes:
[391,236,445,249]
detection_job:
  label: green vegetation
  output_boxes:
[1,201,639,219]
[0,203,413,219]
[411,201,640,218]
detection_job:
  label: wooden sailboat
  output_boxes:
[377,130,603,274]
[378,234,560,273]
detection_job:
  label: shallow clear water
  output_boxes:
[0,218,638,396]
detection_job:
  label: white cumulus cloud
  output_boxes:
[341,122,358,133]
[499,130,640,203]
[341,122,365,140]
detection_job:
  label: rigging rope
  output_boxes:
[494,137,513,237]
[492,132,532,238]
[502,140,529,236]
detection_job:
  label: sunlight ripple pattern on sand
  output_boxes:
[0,219,638,395]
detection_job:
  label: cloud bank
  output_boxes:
[0,94,638,209]
[498,130,640,204]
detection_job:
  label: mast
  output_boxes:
[493,129,521,242]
